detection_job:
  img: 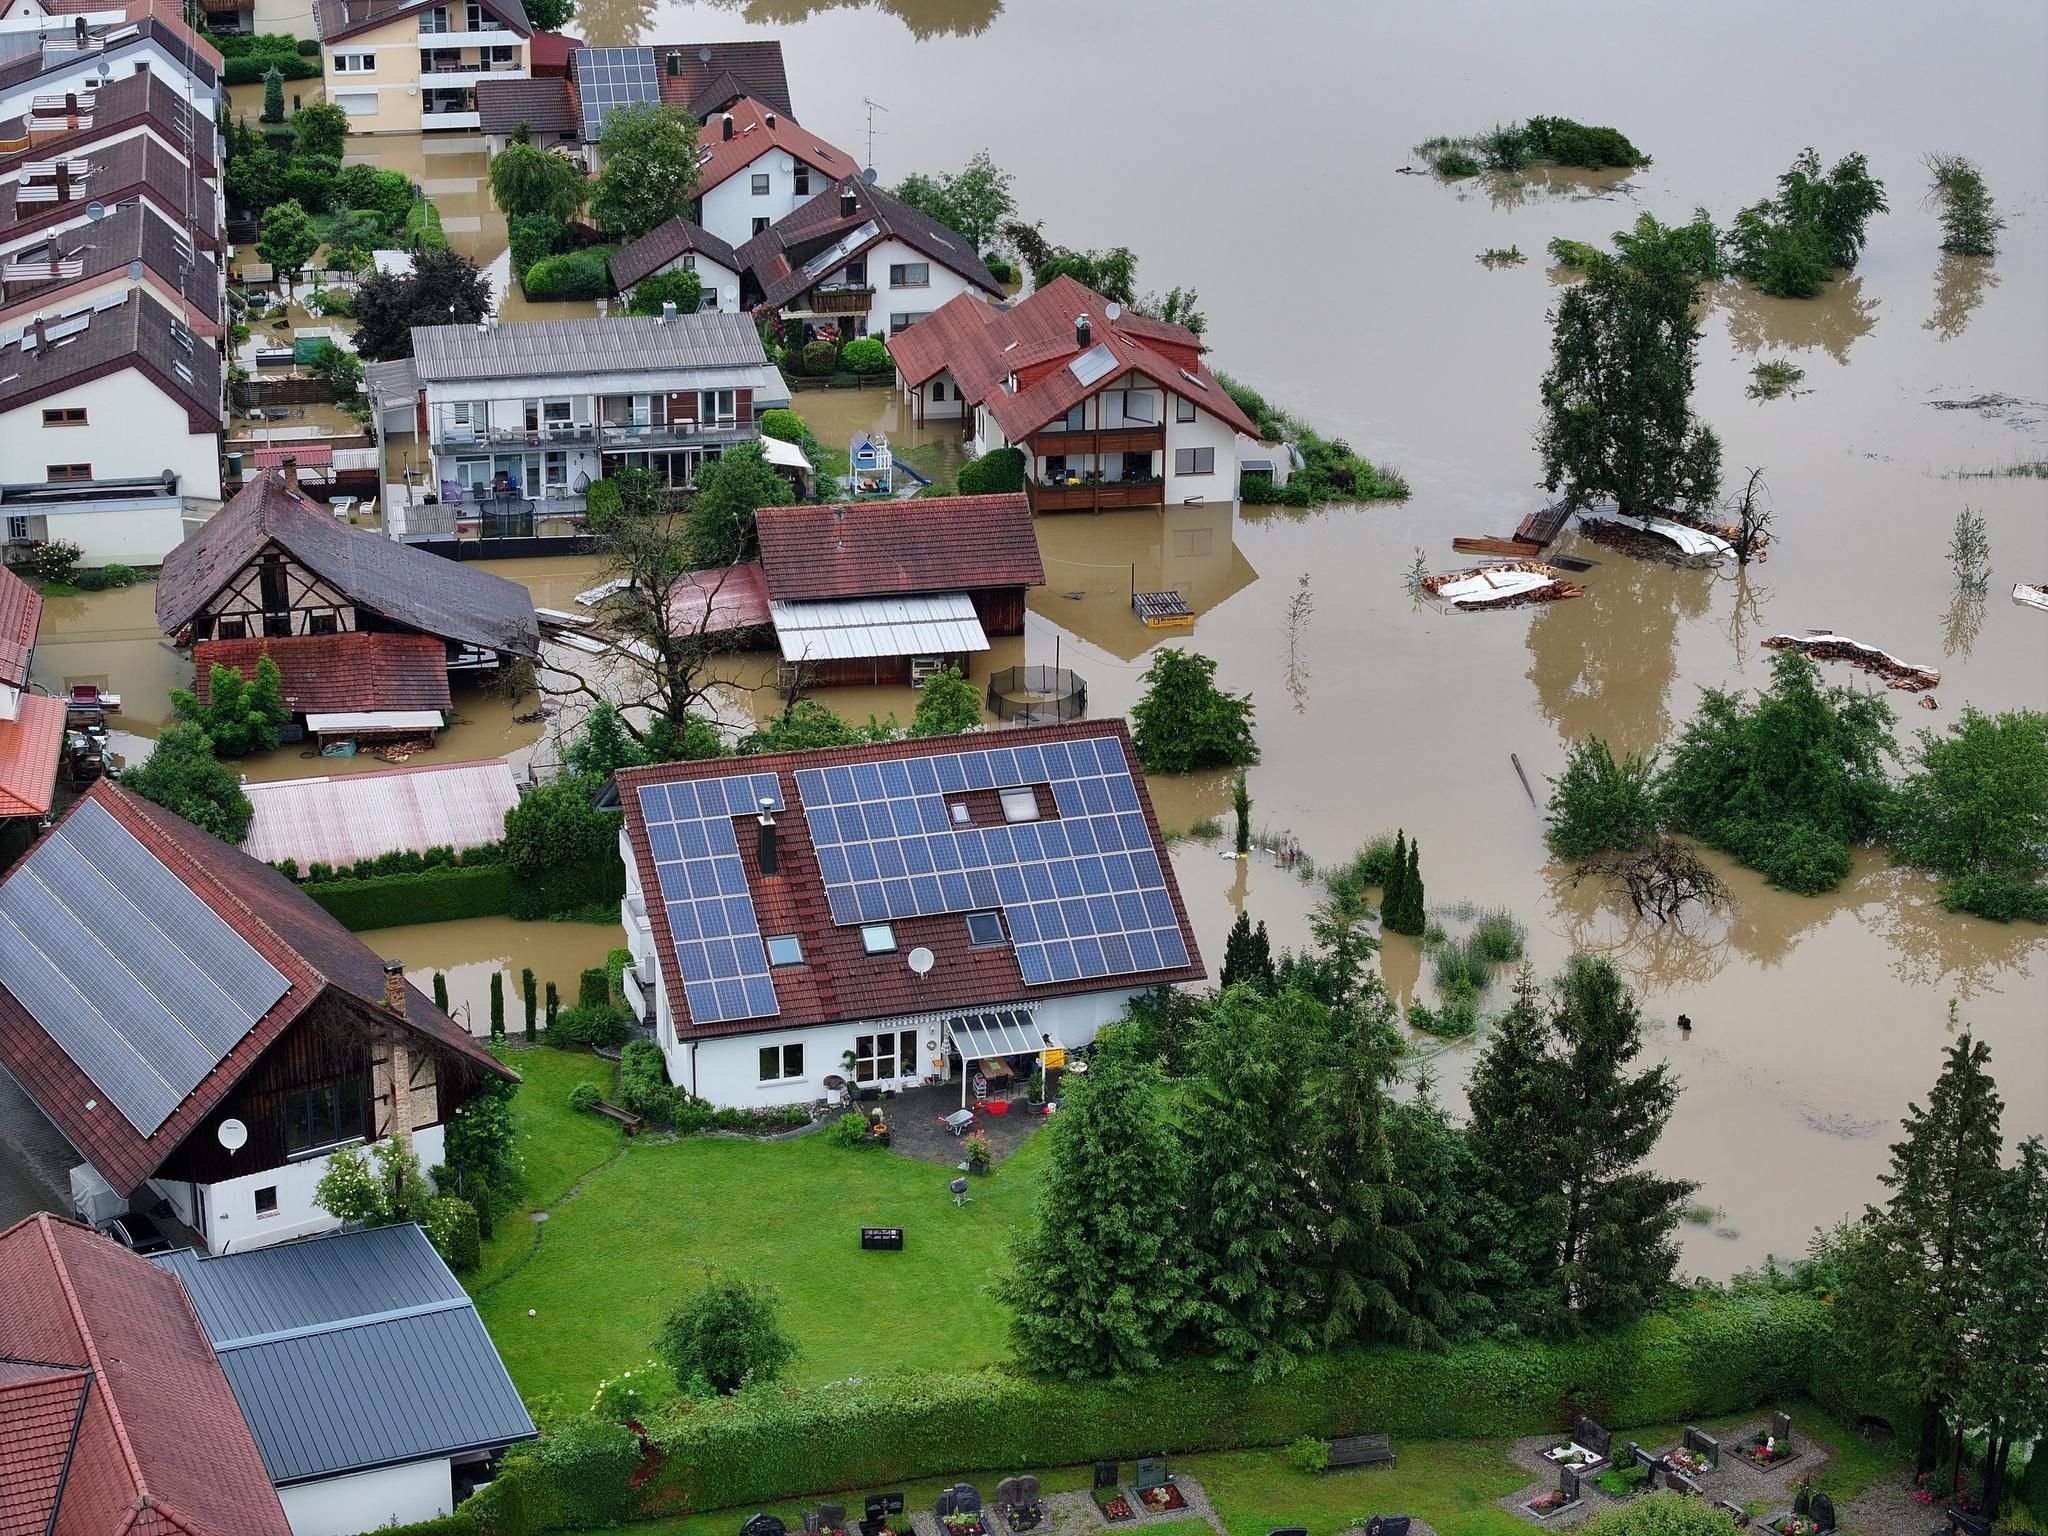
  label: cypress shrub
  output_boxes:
[577,967,611,1010]
[489,972,505,1038]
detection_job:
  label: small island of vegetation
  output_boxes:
[1417,115,1650,178]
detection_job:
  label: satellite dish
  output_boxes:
[217,1118,249,1153]
[907,946,935,977]
[126,260,143,281]
[861,166,879,185]
[698,45,713,62]
[1104,301,1122,320]
[86,200,104,221]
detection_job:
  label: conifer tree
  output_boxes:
[1220,912,1275,993]
[432,972,449,1013]
[1463,964,1557,1315]
[544,979,560,1027]
[488,971,505,1038]
[1311,977,1426,1348]
[521,967,538,1041]
[1182,987,1324,1376]
[1838,1023,2005,1474]
[1399,837,1426,933]
[1382,830,1409,931]
[999,1051,1200,1380]
[1387,1073,1504,1341]
[1958,1136,2048,1514]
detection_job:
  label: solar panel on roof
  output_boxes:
[0,799,289,1136]
[1068,343,1117,387]
[575,46,660,141]
[636,775,784,1027]
[791,738,1186,989]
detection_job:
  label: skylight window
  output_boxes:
[965,911,1005,947]
[860,923,897,955]
[766,934,803,966]
[1178,367,1208,390]
[949,800,971,826]
[1068,343,1117,387]
[999,787,1040,824]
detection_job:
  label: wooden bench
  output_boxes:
[592,1100,644,1134]
[1325,1435,1396,1471]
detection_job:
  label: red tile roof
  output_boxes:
[0,691,65,818]
[887,275,1262,442]
[694,96,854,196]
[192,633,453,717]
[645,39,791,121]
[665,560,772,636]
[527,28,577,72]
[0,782,513,1195]
[734,176,1001,311]
[756,494,1042,603]
[0,1213,290,1536]
[616,720,1203,1043]
[0,562,39,689]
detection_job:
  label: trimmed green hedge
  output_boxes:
[507,853,625,921]
[304,863,513,930]
[522,249,613,301]
[224,54,320,84]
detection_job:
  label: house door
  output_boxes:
[854,1029,919,1083]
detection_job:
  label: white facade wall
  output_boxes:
[149,1123,447,1254]
[632,253,742,314]
[795,238,990,342]
[278,1457,455,1536]
[0,42,220,122]
[1164,405,1241,505]
[902,367,967,420]
[696,152,826,253]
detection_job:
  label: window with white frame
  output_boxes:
[758,1043,804,1081]
[1176,395,1196,423]
[700,388,735,421]
[751,172,771,195]
[336,91,377,117]
[854,1029,918,1082]
[860,923,896,955]
[793,165,810,194]
[1174,446,1216,475]
[766,934,803,966]
[334,51,375,73]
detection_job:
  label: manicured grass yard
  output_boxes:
[470,1049,1049,1400]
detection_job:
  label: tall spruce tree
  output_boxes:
[1466,958,1693,1334]
[1383,831,1409,928]
[1958,1137,2048,1514]
[1310,978,1427,1348]
[1399,838,1426,933]
[1838,1024,2005,1474]
[1220,911,1275,992]
[1182,988,1324,1377]
[1386,1075,1503,1342]
[999,1050,1199,1380]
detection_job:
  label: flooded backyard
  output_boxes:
[8,2,2040,1272]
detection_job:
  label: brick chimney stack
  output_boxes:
[382,959,407,1015]
[279,455,298,493]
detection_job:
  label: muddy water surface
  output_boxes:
[375,917,628,1036]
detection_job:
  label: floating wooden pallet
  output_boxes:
[1453,536,1546,559]
[1513,503,1573,547]
[1132,590,1194,627]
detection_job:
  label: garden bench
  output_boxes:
[591,1100,643,1134]
[1325,1435,1397,1471]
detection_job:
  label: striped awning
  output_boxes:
[770,592,988,662]
[944,1007,1052,1062]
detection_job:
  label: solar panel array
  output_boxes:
[575,46,660,140]
[0,799,290,1136]
[634,774,786,1025]
[793,735,1189,987]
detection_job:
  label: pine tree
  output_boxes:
[1463,964,1559,1318]
[545,980,560,1028]
[1383,830,1410,931]
[1399,837,1426,933]
[1386,1076,1503,1342]
[1311,977,1426,1348]
[999,1051,1200,1380]
[1182,988,1323,1377]
[1838,1022,2005,1475]
[488,971,505,1038]
[432,972,449,1013]
[1958,1137,2048,1514]
[1220,912,1275,993]
[1233,769,1251,857]
[521,967,538,1042]
[260,65,284,124]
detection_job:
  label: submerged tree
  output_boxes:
[1889,707,2048,921]
[1726,148,1888,298]
[351,248,492,361]
[1537,221,1722,519]
[123,723,254,843]
[1926,153,2002,258]
[1130,649,1257,773]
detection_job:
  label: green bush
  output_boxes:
[1939,873,2048,923]
[840,336,892,375]
[568,1081,602,1113]
[618,1040,678,1124]
[1431,937,1488,996]
[578,967,611,1010]
[530,1417,641,1528]
[550,1005,631,1051]
[1468,909,1527,964]
[520,247,611,301]
[800,339,839,375]
[99,563,138,588]
[302,864,512,930]
[983,254,1016,284]
[223,53,319,83]
[1523,116,1650,170]
[70,569,109,592]
[1283,1435,1331,1473]
[956,446,1026,496]
[508,212,567,280]
[28,540,83,584]
[425,1194,482,1272]
[1578,1492,1739,1535]
[1546,737,1660,860]
[584,479,623,529]
[505,854,626,922]
[1757,821,1854,896]
[403,198,448,253]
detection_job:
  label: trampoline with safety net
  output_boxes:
[986,665,1087,725]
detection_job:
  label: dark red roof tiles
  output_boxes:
[755,494,1043,603]
[0,782,512,1195]
[616,720,1204,1042]
[0,1213,290,1536]
[192,632,452,716]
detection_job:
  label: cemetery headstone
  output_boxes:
[1810,1493,1835,1531]
[1560,1467,1581,1503]
[1771,1411,1793,1443]
[995,1481,1022,1511]
[1016,1477,1041,1505]
[1135,1459,1167,1491]
[819,1505,846,1530]
[1094,1462,1119,1489]
[742,1516,786,1536]
[952,1485,982,1515]
[1792,1486,1810,1517]
[1684,1426,1720,1467]
[1577,1418,1612,1458]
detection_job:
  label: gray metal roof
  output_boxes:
[151,1225,534,1485]
[409,311,769,383]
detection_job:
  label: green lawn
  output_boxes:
[470,1049,1050,1399]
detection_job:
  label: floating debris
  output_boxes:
[1763,632,1941,692]
[1452,535,1545,559]
[1580,509,1734,564]
[1924,392,2045,430]
[1421,562,1583,610]
[574,577,632,607]
[2013,582,2048,612]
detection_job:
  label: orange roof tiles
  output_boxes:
[756,494,1042,603]
[0,562,39,689]
[0,692,64,819]
[192,632,452,717]
[694,95,853,195]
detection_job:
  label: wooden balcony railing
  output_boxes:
[1027,478,1165,514]
[1026,424,1165,457]
[808,286,875,315]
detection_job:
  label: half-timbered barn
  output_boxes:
[0,780,517,1254]
[154,467,541,686]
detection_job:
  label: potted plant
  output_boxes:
[1027,1065,1044,1105]
[964,1131,992,1173]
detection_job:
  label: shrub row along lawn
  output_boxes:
[471,1049,1052,1398]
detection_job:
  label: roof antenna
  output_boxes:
[860,96,888,173]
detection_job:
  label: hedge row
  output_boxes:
[507,854,624,921]
[304,863,514,930]
[223,53,321,84]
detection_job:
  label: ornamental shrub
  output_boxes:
[1577,1491,1739,1535]
[302,864,513,930]
[656,1274,798,1395]
[1130,648,1257,773]
[507,212,567,280]
[424,1194,481,1272]
[799,339,839,375]
[956,446,1026,496]
[840,336,891,375]
[403,198,448,252]
[529,1416,640,1528]
[1284,1435,1331,1473]
[618,1041,678,1123]
[27,540,84,583]
[568,1081,602,1112]
[578,967,611,1010]
[551,1005,631,1050]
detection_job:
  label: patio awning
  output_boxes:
[305,710,447,734]
[759,436,813,473]
[770,592,988,662]
[945,1007,1054,1063]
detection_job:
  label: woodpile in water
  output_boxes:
[1762,633,1941,692]
[1420,562,1584,610]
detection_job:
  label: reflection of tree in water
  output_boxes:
[1717,274,1878,366]
[1455,165,1637,212]
[1924,253,1999,342]
[694,0,1001,39]
[1941,583,1985,658]
[1525,550,1711,761]
[1721,567,1771,677]
[1379,931,1422,1009]
[1542,861,1730,993]
[571,0,659,45]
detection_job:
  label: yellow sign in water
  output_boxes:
[1041,1048,1067,1069]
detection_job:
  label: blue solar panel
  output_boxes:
[636,776,782,1025]
[790,738,1189,987]
[575,46,661,141]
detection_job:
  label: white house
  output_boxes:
[0,11,223,126]
[610,721,1204,1108]
[405,310,791,505]
[887,274,1282,515]
[735,175,1003,345]
[153,1224,537,1536]
[607,214,743,313]
[0,287,223,565]
[690,95,853,251]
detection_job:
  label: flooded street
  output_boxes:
[6,2,2038,1271]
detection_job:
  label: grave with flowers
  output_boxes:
[1735,1412,1802,1472]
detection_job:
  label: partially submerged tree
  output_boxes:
[170,654,290,757]
[291,100,350,160]
[257,198,320,279]
[687,442,792,568]
[1890,707,2048,920]
[906,665,983,737]
[1545,738,1660,860]
[1537,222,1722,519]
[891,149,1015,252]
[1925,153,2001,258]
[591,102,700,239]
[1726,148,1888,298]
[488,140,587,222]
[1130,648,1257,773]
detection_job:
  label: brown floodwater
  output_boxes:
[34,3,2047,1273]
[376,917,627,1037]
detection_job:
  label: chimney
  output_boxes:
[54,161,69,200]
[660,298,677,322]
[1075,314,1091,349]
[382,959,407,1015]
[279,454,298,493]
[721,112,734,140]
[764,110,775,128]
[756,797,778,876]
[31,316,48,350]
[839,186,857,218]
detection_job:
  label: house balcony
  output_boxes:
[420,107,481,130]
[432,419,757,453]
[1027,475,1165,514]
[420,64,525,88]
[806,285,875,315]
[1026,425,1165,457]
